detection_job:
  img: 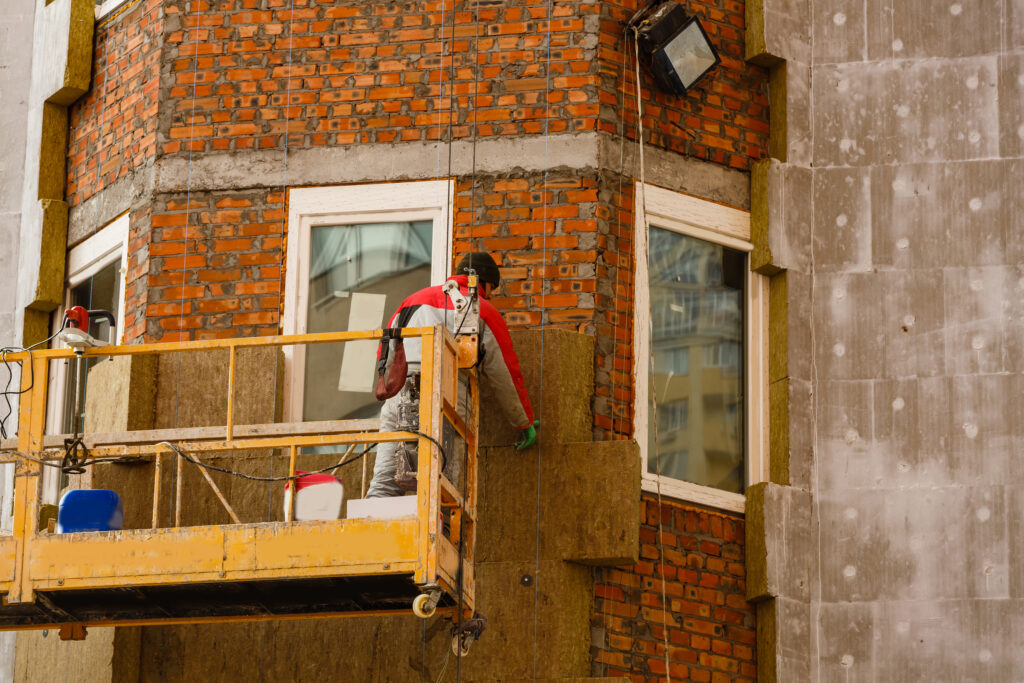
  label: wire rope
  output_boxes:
[530,0,557,677]
[631,29,672,683]
[260,2,297,673]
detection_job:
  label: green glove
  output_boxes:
[515,420,540,451]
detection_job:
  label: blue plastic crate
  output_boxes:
[56,489,124,533]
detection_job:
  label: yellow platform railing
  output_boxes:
[0,325,478,633]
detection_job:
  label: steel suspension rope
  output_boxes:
[530,0,557,677]
[631,28,672,683]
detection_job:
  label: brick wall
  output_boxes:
[142,190,285,342]
[66,0,162,211]
[159,0,597,154]
[593,496,756,682]
[452,169,634,438]
[599,0,769,170]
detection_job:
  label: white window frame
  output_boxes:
[96,0,133,20]
[282,180,454,422]
[40,212,130,502]
[634,184,768,514]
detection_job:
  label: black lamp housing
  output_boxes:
[631,1,721,96]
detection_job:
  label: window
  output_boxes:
[634,185,767,513]
[40,213,129,503]
[283,181,452,424]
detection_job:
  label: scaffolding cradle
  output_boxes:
[0,326,480,637]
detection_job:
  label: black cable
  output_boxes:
[5,450,137,470]
[155,432,446,484]
[0,317,70,439]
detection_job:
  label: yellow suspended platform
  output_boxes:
[0,327,479,635]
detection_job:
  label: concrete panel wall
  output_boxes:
[754,0,1024,678]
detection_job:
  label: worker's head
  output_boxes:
[455,252,501,298]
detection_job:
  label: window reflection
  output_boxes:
[63,259,121,435]
[647,228,745,493]
[303,221,432,423]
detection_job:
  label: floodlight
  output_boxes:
[631,1,721,95]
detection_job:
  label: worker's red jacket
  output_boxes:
[378,275,533,429]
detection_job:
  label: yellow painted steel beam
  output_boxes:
[1,327,439,362]
[49,430,431,460]
[29,518,419,591]
[2,325,477,617]
[10,358,47,604]
[0,606,459,632]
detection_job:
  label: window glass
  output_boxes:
[647,227,745,493]
[302,221,432,422]
[62,258,121,435]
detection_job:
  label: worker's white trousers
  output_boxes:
[366,377,468,498]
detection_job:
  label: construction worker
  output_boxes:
[367,252,538,498]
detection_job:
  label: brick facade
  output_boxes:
[599,0,769,170]
[159,0,596,154]
[67,0,163,211]
[64,2,767,679]
[593,496,756,682]
[143,189,285,342]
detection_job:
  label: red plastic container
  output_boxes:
[284,471,343,521]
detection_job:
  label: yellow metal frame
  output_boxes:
[0,326,479,628]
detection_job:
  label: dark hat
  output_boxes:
[455,251,501,288]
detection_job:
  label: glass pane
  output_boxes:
[62,259,121,434]
[303,220,432,422]
[647,228,745,493]
[664,23,716,89]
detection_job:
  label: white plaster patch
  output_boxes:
[897,461,910,473]
[1019,73,1024,87]
[833,12,847,25]
[840,138,855,153]
[979,649,992,663]
[963,422,979,439]
[896,621,910,634]
[896,104,910,118]
[1018,124,1024,140]
[892,38,903,52]
[950,3,963,15]
[837,78,849,92]
[840,654,855,668]
[966,75,979,90]
[971,335,985,350]
[833,342,846,357]
[844,428,859,444]
[970,279,984,291]
[896,237,909,250]
[843,565,857,578]
[892,178,908,193]
[969,197,983,211]
[892,397,905,411]
[902,314,915,328]
[833,286,846,300]
[844,507,858,520]
[976,506,991,522]
[836,213,848,227]
[968,130,981,143]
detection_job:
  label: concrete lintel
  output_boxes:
[597,132,750,209]
[154,133,602,194]
[68,163,154,247]
[152,131,751,210]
